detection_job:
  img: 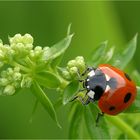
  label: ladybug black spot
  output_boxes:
[109,106,116,111]
[124,73,131,81]
[124,93,132,103]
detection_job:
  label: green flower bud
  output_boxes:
[21,76,32,88]
[62,70,71,80]
[75,56,84,61]
[0,50,4,59]
[7,48,15,56]
[69,67,78,76]
[35,46,42,51]
[3,85,15,95]
[13,72,21,80]
[34,46,43,57]
[14,67,20,72]
[1,70,7,78]
[25,44,33,50]
[29,50,35,58]
[7,68,13,75]
[12,81,20,88]
[67,60,77,68]
[0,78,9,86]
[43,47,50,51]
[76,59,86,72]
[23,34,33,44]
[15,43,24,49]
[10,34,22,44]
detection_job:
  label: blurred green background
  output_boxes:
[0,1,140,138]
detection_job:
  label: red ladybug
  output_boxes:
[74,64,137,116]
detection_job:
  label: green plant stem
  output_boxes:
[11,61,31,72]
[105,115,140,139]
[47,64,69,90]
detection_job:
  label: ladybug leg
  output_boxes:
[78,96,91,105]
[96,112,104,127]
[81,67,95,76]
[79,79,84,82]
[70,96,79,102]
[70,94,91,105]
[78,88,86,92]
[77,67,95,82]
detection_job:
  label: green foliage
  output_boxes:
[68,103,84,139]
[110,34,138,69]
[35,71,61,89]
[31,81,61,128]
[63,80,79,105]
[0,26,140,139]
[88,41,108,67]
[84,104,110,139]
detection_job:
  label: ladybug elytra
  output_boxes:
[73,64,137,116]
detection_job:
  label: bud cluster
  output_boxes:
[0,67,21,95]
[62,56,86,80]
[0,34,45,95]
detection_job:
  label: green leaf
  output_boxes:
[63,80,79,105]
[132,70,140,86]
[87,41,108,67]
[84,104,110,139]
[103,46,115,63]
[35,71,61,89]
[110,34,138,69]
[29,99,38,123]
[31,81,61,128]
[50,54,64,69]
[124,86,140,113]
[69,103,84,139]
[46,25,73,61]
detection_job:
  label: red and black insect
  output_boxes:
[72,64,137,122]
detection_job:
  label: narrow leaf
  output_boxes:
[84,104,110,139]
[124,86,140,113]
[111,34,138,69]
[69,103,84,139]
[35,71,61,89]
[29,99,38,123]
[63,80,79,105]
[67,23,72,36]
[31,81,61,128]
[87,41,108,67]
[50,54,64,69]
[46,26,73,61]
[103,46,115,63]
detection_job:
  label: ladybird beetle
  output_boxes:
[73,64,137,116]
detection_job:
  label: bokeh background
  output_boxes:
[0,1,140,138]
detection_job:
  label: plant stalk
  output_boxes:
[105,115,140,139]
